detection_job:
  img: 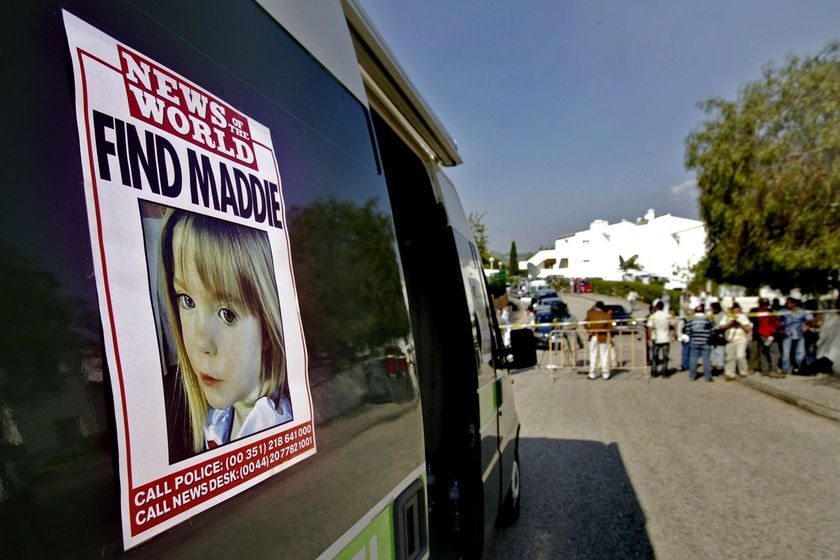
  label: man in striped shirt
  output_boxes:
[685,305,714,382]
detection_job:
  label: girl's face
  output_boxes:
[172,229,263,411]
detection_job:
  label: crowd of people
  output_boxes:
[651,292,825,382]
[505,284,830,381]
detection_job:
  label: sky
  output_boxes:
[358,0,840,254]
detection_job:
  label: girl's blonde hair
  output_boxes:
[160,209,286,452]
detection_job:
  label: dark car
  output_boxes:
[528,291,561,313]
[536,294,562,308]
[532,305,558,348]
[603,304,638,332]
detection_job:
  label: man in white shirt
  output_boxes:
[720,302,752,380]
[647,301,672,377]
[627,289,639,313]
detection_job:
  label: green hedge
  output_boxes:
[587,278,680,306]
[544,277,683,309]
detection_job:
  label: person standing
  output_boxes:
[780,298,814,375]
[708,301,727,374]
[585,301,612,380]
[647,301,672,377]
[755,298,783,378]
[680,291,693,319]
[748,300,762,373]
[676,314,691,371]
[498,304,512,348]
[685,304,714,381]
[720,302,752,380]
[627,289,639,313]
[552,302,580,367]
[803,299,822,374]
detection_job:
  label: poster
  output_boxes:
[63,11,316,548]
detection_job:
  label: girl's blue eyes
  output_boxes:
[178,293,237,325]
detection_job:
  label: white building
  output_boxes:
[522,209,706,286]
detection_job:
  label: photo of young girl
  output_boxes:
[153,204,292,456]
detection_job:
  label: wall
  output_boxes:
[521,210,706,283]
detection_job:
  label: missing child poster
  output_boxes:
[63,11,316,548]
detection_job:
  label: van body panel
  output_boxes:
[1,1,519,557]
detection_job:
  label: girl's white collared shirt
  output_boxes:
[204,395,292,449]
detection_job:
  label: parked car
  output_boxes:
[577,278,593,293]
[532,305,558,348]
[603,304,638,332]
[536,295,562,308]
[528,291,559,310]
[526,289,559,311]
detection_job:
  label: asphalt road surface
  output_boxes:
[485,356,840,559]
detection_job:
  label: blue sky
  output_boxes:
[358,0,840,254]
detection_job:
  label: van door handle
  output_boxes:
[394,479,428,560]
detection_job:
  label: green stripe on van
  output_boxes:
[335,504,395,560]
[477,380,497,429]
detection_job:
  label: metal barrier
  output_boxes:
[535,321,649,375]
[544,330,579,370]
[602,327,648,371]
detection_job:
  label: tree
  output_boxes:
[288,197,410,367]
[685,41,840,292]
[508,241,520,275]
[468,211,491,265]
[619,254,642,272]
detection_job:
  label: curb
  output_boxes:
[738,377,840,423]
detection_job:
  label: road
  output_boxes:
[485,314,840,559]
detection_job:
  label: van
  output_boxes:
[520,280,550,303]
[0,1,530,558]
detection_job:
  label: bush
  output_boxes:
[487,271,507,299]
[588,278,666,304]
[548,277,569,293]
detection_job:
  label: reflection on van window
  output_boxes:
[289,197,410,368]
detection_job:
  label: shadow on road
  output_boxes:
[486,438,655,559]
